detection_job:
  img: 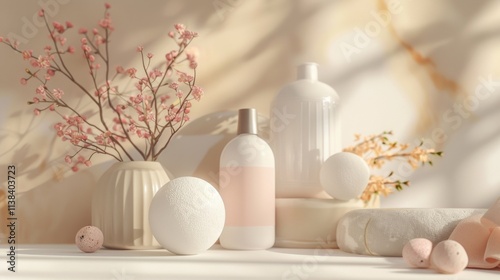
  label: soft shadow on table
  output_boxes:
[385,257,500,276]
[16,247,176,258]
[269,247,380,258]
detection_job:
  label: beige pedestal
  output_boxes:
[275,198,377,249]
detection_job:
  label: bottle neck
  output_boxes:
[297,63,318,80]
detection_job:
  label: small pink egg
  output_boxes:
[430,240,468,274]
[402,238,433,268]
[75,226,104,253]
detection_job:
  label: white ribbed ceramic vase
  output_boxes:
[91,161,170,249]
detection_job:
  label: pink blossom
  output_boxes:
[168,31,174,38]
[192,86,203,101]
[127,68,137,78]
[32,97,40,103]
[82,44,91,53]
[84,160,92,167]
[105,3,111,9]
[160,95,170,102]
[30,59,40,68]
[44,45,52,52]
[20,78,27,85]
[49,104,56,111]
[65,155,72,164]
[58,36,67,46]
[0,37,3,43]
[184,108,191,114]
[115,104,125,114]
[88,54,95,62]
[147,53,153,59]
[35,55,51,68]
[99,18,112,29]
[115,66,124,74]
[94,35,104,45]
[38,9,44,17]
[92,28,99,35]
[177,71,194,83]
[71,165,79,172]
[34,109,41,116]
[36,85,46,95]
[130,93,143,104]
[135,82,144,91]
[165,50,178,61]
[53,88,64,99]
[52,21,65,33]
[149,68,162,79]
[174,23,185,33]
[169,82,179,90]
[180,30,197,42]
[22,50,32,60]
[67,46,75,54]
[77,155,85,163]
[78,28,88,34]
[136,46,143,52]
[66,21,73,28]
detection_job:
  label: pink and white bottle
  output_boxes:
[219,108,275,250]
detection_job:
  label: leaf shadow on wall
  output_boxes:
[356,0,500,208]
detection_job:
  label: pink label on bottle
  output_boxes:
[219,166,275,227]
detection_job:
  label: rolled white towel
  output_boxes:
[336,208,486,256]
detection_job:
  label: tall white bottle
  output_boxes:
[270,63,340,198]
[219,108,275,250]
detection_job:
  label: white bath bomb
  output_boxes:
[320,152,370,200]
[149,177,225,255]
[402,238,433,268]
[430,240,468,274]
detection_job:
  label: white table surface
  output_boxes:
[1,244,498,279]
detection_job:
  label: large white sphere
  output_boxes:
[149,177,225,255]
[319,152,370,200]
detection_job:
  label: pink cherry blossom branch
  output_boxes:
[0,3,203,170]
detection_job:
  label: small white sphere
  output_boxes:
[149,177,225,255]
[402,238,433,268]
[319,152,370,200]
[75,226,103,253]
[430,240,468,274]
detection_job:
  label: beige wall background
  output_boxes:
[1,0,500,243]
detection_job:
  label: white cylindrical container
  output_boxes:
[270,62,340,198]
[219,108,275,250]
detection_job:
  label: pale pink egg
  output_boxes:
[430,240,468,274]
[75,226,104,253]
[402,238,433,268]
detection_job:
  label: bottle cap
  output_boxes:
[297,62,318,80]
[237,108,258,135]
